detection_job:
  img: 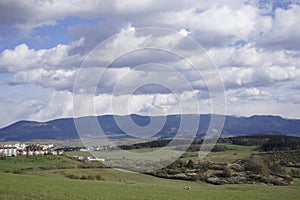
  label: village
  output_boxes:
[0,143,107,163]
[0,143,64,157]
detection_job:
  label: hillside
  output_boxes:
[0,114,300,141]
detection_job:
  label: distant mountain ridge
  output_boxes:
[0,114,300,141]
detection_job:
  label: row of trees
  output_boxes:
[261,136,300,151]
[119,135,300,152]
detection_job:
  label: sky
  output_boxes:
[1,0,300,128]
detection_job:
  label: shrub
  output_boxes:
[186,159,195,169]
[197,162,210,172]
[212,145,228,152]
[0,153,5,160]
[290,169,300,178]
[12,169,24,174]
[95,174,102,180]
[80,175,88,180]
[268,162,284,174]
[65,174,80,179]
[191,174,203,181]
[244,156,269,176]
[222,167,232,178]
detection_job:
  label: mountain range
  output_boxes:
[0,114,300,141]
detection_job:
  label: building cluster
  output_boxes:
[0,143,64,157]
[0,145,17,156]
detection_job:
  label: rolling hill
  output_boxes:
[0,114,300,141]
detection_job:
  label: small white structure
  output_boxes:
[73,156,85,160]
[87,156,105,162]
[80,148,88,152]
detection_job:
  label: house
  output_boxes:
[1,143,63,157]
[0,145,17,157]
[34,151,40,156]
[27,151,34,156]
[14,143,27,150]
[23,144,50,156]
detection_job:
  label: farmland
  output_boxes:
[1,138,300,200]
[1,167,300,200]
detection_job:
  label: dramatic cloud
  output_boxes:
[0,39,83,72]
[9,68,77,90]
[258,4,300,50]
[1,0,300,127]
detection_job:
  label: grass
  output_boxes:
[65,148,161,157]
[65,144,263,170]
[65,151,92,157]
[0,170,300,200]
[0,155,81,172]
[203,144,260,163]
[1,147,300,199]
[174,143,260,163]
[66,147,181,168]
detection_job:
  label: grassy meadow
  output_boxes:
[1,143,300,199]
[1,168,300,200]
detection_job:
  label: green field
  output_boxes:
[0,155,82,172]
[65,143,259,164]
[1,142,300,200]
[203,144,260,163]
[1,169,300,200]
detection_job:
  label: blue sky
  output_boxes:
[0,0,300,128]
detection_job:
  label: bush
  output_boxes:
[212,145,228,152]
[12,169,24,174]
[222,167,232,178]
[244,156,269,176]
[95,174,102,180]
[65,174,80,179]
[268,162,284,174]
[80,175,88,180]
[191,174,203,181]
[0,153,5,160]
[290,169,300,178]
[197,162,210,172]
[186,159,195,169]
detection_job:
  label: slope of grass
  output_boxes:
[0,155,300,199]
[1,171,300,200]
[1,146,300,200]
[0,155,81,172]
[203,144,260,163]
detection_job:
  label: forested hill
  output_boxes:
[0,114,300,141]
